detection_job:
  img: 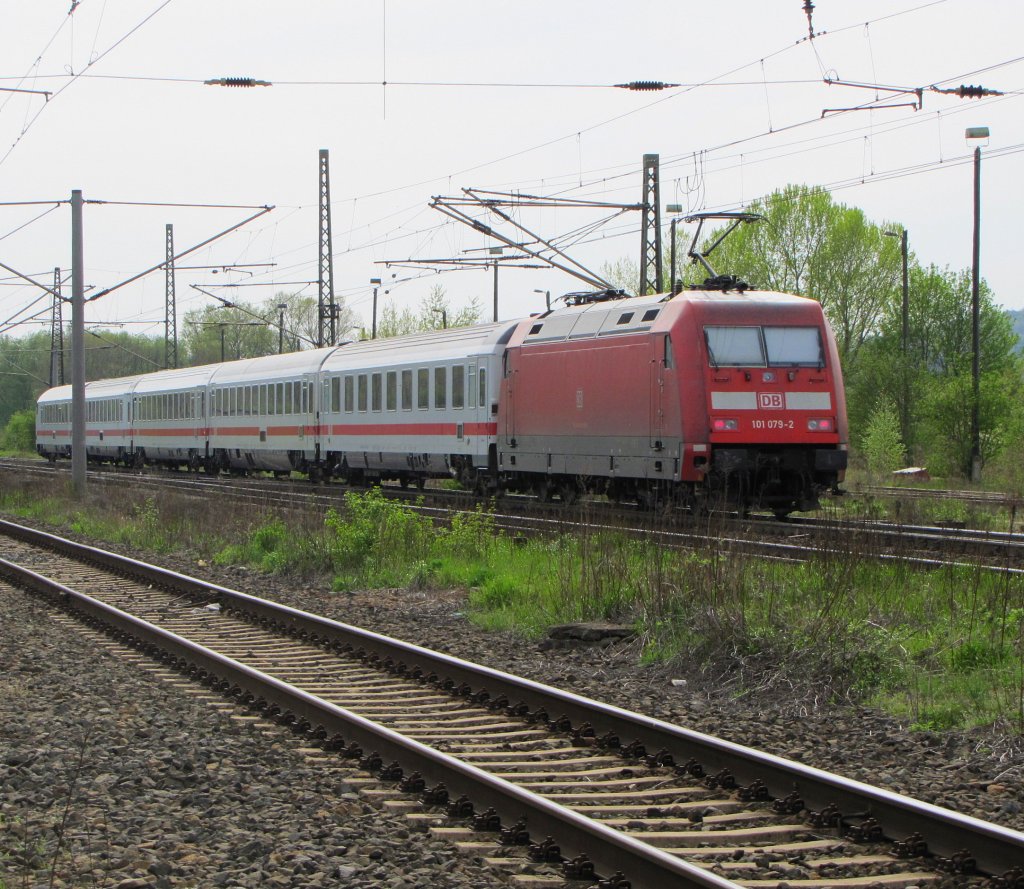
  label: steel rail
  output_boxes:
[0,553,736,889]
[1,517,1022,876]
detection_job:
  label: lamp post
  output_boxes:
[884,229,909,454]
[666,203,684,294]
[533,288,551,311]
[966,126,989,483]
[370,277,382,339]
[277,303,287,354]
[489,246,503,321]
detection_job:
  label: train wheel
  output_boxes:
[534,479,551,503]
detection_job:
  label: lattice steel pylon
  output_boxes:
[638,153,663,295]
[49,267,64,387]
[317,148,336,348]
[165,224,178,369]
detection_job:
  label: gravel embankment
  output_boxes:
[0,584,509,889]
[2,523,1023,888]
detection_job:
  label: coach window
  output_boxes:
[293,381,301,412]
[258,385,266,414]
[401,370,412,411]
[357,374,368,412]
[371,373,382,412]
[284,382,293,415]
[301,383,309,414]
[277,383,285,415]
[386,371,397,411]
[417,369,429,409]
[434,367,446,409]
[479,368,487,407]
[329,377,340,413]
[452,365,465,410]
[345,376,354,413]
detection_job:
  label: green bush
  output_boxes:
[861,401,905,475]
[1,408,35,453]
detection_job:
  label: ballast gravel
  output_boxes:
[0,585,505,889]
[2,524,1023,889]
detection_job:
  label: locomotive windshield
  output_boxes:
[705,326,824,368]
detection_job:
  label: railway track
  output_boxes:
[1,517,1021,889]
[7,457,1024,574]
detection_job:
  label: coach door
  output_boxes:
[301,375,316,447]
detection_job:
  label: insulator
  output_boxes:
[615,80,678,91]
[204,77,271,88]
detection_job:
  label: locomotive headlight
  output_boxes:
[712,418,739,431]
[807,417,834,432]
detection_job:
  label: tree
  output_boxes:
[848,263,1020,475]
[376,285,482,338]
[707,185,902,364]
[181,301,277,365]
[266,292,359,350]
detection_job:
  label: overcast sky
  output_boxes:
[1,0,1021,345]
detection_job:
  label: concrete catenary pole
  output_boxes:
[71,190,86,496]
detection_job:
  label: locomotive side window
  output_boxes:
[434,367,447,409]
[417,369,429,409]
[704,326,765,367]
[452,366,465,410]
[764,327,824,367]
[401,370,412,410]
[386,372,397,411]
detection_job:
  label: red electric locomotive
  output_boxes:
[497,286,847,516]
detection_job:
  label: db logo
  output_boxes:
[758,392,784,409]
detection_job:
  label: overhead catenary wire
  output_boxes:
[1,1,1018,342]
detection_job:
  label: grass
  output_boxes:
[1,470,1021,734]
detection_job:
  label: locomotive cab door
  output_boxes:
[502,350,516,442]
[650,334,668,450]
